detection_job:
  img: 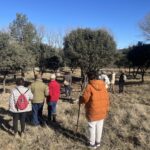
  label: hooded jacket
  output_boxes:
[81,80,109,121]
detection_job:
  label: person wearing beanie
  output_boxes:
[47,73,60,123]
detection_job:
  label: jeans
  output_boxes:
[47,101,57,120]
[32,103,44,125]
[13,112,26,133]
[88,119,104,146]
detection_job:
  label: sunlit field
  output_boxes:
[0,69,149,150]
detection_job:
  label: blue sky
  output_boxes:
[0,0,150,49]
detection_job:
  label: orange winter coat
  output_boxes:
[81,80,109,121]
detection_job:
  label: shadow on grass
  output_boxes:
[47,121,88,145]
[0,107,13,135]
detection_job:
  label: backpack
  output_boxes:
[15,88,29,110]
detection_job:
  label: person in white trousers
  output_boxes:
[88,120,104,147]
[80,71,109,149]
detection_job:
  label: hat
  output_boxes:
[50,74,56,80]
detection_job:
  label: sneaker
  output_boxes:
[87,144,97,149]
[96,143,100,148]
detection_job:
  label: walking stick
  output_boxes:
[75,80,86,133]
[76,101,81,133]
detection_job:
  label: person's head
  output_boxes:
[35,73,42,80]
[87,71,97,80]
[102,70,106,74]
[120,70,124,74]
[16,78,24,86]
[50,73,56,80]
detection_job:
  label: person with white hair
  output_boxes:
[47,73,60,123]
[99,71,110,89]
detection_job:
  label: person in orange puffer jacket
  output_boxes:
[80,70,109,149]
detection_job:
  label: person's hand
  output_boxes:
[79,95,82,104]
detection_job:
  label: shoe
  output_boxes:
[87,144,97,149]
[96,143,100,148]
[41,122,47,128]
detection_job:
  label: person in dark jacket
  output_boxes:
[63,71,72,98]
[47,73,60,122]
[118,71,127,93]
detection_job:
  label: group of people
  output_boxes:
[98,70,127,93]
[8,69,126,149]
[9,73,60,138]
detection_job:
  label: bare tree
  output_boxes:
[46,30,63,48]
[35,25,46,44]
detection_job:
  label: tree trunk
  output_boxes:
[141,70,145,83]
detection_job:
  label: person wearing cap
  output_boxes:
[31,74,48,126]
[47,73,60,123]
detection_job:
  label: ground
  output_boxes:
[0,69,150,150]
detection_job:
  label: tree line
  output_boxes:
[0,13,150,92]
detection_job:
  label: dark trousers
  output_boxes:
[119,83,124,93]
[13,112,26,133]
[32,103,44,125]
[64,85,72,97]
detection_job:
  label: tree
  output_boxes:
[0,31,36,92]
[139,13,150,41]
[9,13,37,46]
[127,42,150,82]
[115,48,131,71]
[63,28,116,76]
[0,31,10,93]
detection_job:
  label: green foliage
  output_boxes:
[9,13,37,46]
[0,42,35,70]
[63,28,116,74]
[115,48,131,68]
[128,43,150,68]
[31,43,63,72]
[127,42,150,81]
[0,32,9,50]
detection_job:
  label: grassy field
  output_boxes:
[0,70,149,150]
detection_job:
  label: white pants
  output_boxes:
[88,119,104,145]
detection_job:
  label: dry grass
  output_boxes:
[0,70,150,150]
